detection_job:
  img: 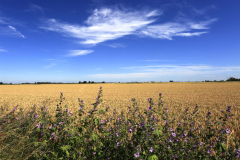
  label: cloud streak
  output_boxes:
[139,60,176,62]
[0,49,7,52]
[84,64,240,79]
[0,17,9,24]
[44,63,57,69]
[135,18,217,40]
[107,43,126,48]
[63,50,94,57]
[25,4,44,14]
[8,26,25,38]
[40,5,217,46]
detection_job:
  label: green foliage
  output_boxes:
[226,77,240,81]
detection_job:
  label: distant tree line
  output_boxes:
[78,81,105,83]
[1,77,240,85]
[226,77,240,81]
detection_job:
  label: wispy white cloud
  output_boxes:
[40,5,217,45]
[8,26,25,38]
[191,5,216,15]
[0,15,25,36]
[135,18,217,40]
[0,14,25,26]
[85,64,240,79]
[0,49,7,52]
[63,50,94,57]
[188,18,217,29]
[44,63,57,69]
[139,60,176,62]
[107,43,126,48]
[0,17,9,24]
[175,32,207,37]
[25,4,44,14]
[42,59,66,63]
[42,59,55,61]
[40,6,161,45]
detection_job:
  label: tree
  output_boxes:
[226,77,240,81]
[79,81,81,84]
[169,80,173,82]
[83,81,87,83]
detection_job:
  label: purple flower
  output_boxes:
[35,123,41,128]
[164,120,167,124]
[200,142,204,146]
[227,106,231,112]
[226,128,230,134]
[149,147,153,152]
[134,152,140,157]
[172,132,176,137]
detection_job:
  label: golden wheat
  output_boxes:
[0,82,240,148]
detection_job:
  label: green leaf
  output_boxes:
[221,143,226,152]
[91,134,98,141]
[95,118,100,125]
[143,150,146,155]
[214,121,221,125]
[99,109,105,114]
[154,129,161,137]
[66,150,69,158]
[60,145,71,152]
[148,154,159,160]
[98,151,104,156]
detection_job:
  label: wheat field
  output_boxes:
[1,82,240,146]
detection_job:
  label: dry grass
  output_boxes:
[1,82,240,148]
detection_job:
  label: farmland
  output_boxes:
[0,82,240,159]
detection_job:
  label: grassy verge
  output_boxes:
[0,85,240,159]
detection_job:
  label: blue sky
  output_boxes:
[0,0,240,83]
